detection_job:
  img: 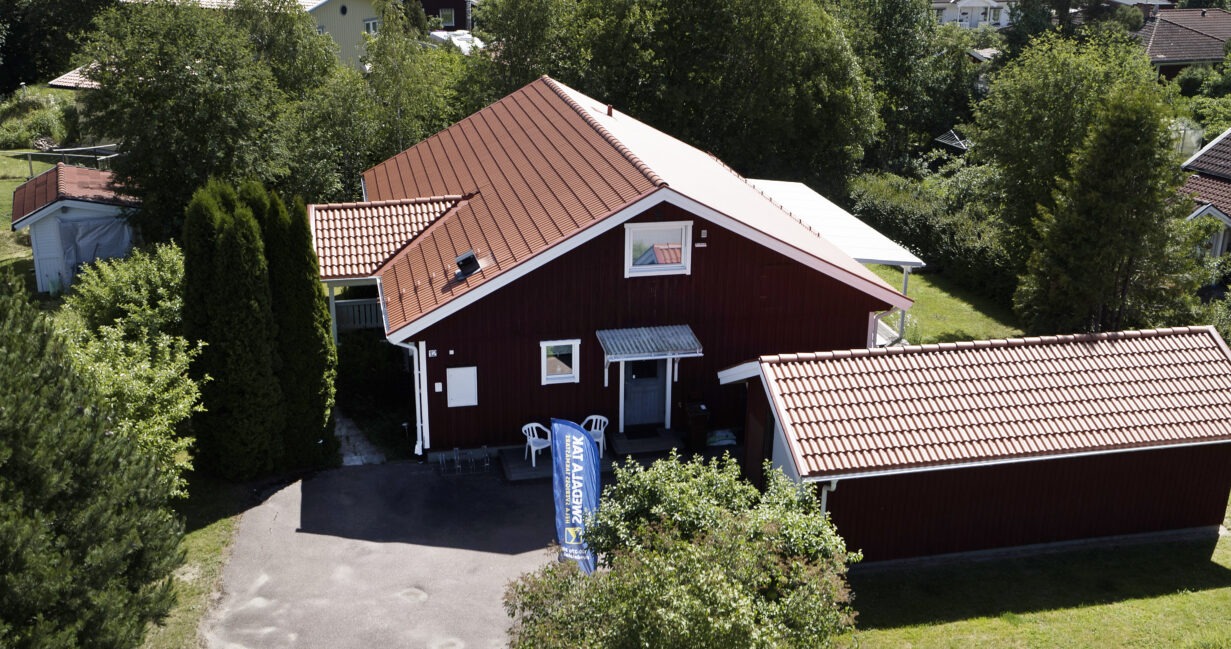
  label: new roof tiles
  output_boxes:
[354,76,906,337]
[11,163,132,228]
[753,327,1231,480]
[309,196,461,280]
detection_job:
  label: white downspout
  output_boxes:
[898,266,912,340]
[819,479,838,514]
[391,340,431,455]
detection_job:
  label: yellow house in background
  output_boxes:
[308,0,381,67]
[122,0,472,69]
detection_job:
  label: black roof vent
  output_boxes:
[455,250,480,279]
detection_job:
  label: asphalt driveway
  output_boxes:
[204,462,556,649]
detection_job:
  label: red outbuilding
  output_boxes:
[720,327,1231,561]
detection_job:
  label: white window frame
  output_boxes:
[624,221,693,278]
[440,7,456,27]
[446,366,478,407]
[540,339,581,385]
[317,25,326,35]
[364,18,380,34]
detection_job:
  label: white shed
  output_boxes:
[11,163,135,294]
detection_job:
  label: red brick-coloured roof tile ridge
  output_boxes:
[759,326,1224,365]
[539,75,666,189]
[757,326,1231,479]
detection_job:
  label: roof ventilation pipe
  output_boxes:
[607,104,613,117]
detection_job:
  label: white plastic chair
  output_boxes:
[522,422,551,468]
[581,415,609,457]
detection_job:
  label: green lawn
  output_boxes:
[1,152,52,291]
[847,533,1231,648]
[138,474,251,649]
[871,265,1023,344]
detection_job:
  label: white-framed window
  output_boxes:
[317,25,326,35]
[446,366,478,407]
[364,17,380,34]
[624,221,693,278]
[440,7,456,27]
[933,8,944,21]
[540,339,581,385]
[990,7,1002,22]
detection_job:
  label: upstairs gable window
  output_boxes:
[625,221,693,277]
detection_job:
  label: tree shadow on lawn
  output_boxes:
[917,270,1020,331]
[850,537,1231,629]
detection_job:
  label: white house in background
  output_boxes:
[932,0,1014,28]
[1182,127,1231,257]
[10,164,135,294]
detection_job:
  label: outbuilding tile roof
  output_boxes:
[356,76,906,337]
[309,196,461,280]
[1136,9,1231,65]
[753,327,1231,480]
[11,163,131,228]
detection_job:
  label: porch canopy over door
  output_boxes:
[596,325,704,431]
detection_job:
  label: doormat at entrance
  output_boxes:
[622,426,661,441]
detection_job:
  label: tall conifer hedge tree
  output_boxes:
[182,181,285,479]
[240,181,338,469]
[0,277,182,648]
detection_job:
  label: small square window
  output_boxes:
[317,25,327,35]
[625,221,693,278]
[541,339,580,385]
[440,7,456,27]
[364,18,380,35]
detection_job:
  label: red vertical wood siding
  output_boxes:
[826,443,1231,561]
[414,202,891,449]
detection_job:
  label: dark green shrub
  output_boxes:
[0,276,183,648]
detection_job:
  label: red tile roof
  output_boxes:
[309,196,462,280]
[1184,128,1231,179]
[1183,173,1231,215]
[749,327,1231,480]
[11,163,132,228]
[352,76,907,337]
[1137,9,1231,65]
[47,65,99,90]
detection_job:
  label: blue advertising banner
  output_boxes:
[551,418,599,574]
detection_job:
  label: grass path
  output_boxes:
[871,265,1022,344]
[141,475,251,649]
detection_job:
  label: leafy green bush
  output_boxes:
[506,453,859,648]
[0,86,75,148]
[849,168,1016,304]
[61,243,202,498]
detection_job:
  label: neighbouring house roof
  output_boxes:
[309,196,462,280]
[121,0,320,9]
[429,30,484,55]
[47,65,99,90]
[1136,9,1231,66]
[1182,173,1231,219]
[358,76,908,339]
[722,326,1231,481]
[11,163,132,229]
[1181,127,1231,219]
[747,179,924,268]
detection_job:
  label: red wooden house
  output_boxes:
[310,76,912,456]
[720,327,1231,560]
